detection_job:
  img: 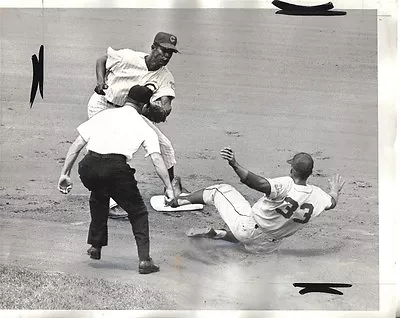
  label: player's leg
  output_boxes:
[109,163,159,274]
[182,184,252,243]
[87,93,113,119]
[141,116,176,180]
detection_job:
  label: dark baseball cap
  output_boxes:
[127,85,153,104]
[154,32,179,53]
[287,152,314,174]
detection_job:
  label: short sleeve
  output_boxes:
[106,47,124,70]
[77,120,93,142]
[319,188,334,210]
[141,128,161,156]
[151,71,176,102]
[267,176,293,201]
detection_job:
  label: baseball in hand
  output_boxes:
[58,175,72,194]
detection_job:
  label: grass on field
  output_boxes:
[0,264,172,310]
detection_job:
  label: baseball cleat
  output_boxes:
[186,227,217,238]
[108,205,128,219]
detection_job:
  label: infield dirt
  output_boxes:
[0,8,380,311]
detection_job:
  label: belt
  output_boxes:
[107,100,122,107]
[88,151,126,160]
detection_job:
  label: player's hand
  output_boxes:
[220,147,237,166]
[164,188,177,206]
[58,174,73,194]
[328,174,345,192]
[94,82,108,95]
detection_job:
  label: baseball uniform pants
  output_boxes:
[203,184,282,253]
[78,151,151,261]
[87,93,176,169]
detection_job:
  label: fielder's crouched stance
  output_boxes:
[171,147,345,253]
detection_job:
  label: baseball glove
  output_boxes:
[143,103,167,123]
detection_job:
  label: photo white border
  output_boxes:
[0,0,397,317]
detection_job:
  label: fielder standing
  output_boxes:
[88,31,180,217]
[171,147,345,253]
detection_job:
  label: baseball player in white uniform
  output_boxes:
[170,147,345,253]
[87,31,180,217]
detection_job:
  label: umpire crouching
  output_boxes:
[57,85,175,274]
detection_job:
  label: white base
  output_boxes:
[150,195,204,212]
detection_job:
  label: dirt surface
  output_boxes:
[0,9,379,311]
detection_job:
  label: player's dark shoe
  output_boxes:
[87,246,101,260]
[139,258,160,274]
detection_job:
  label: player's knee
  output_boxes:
[203,184,235,204]
[216,184,235,193]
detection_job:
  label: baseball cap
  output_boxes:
[287,152,314,174]
[154,32,179,53]
[127,85,153,104]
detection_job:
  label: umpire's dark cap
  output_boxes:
[287,152,314,174]
[154,32,179,53]
[127,85,153,104]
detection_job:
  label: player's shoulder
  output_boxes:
[157,65,175,79]
[308,183,329,196]
[107,47,145,59]
[268,176,293,198]
[270,176,293,186]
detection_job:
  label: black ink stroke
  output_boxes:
[293,283,352,295]
[30,45,44,108]
[272,0,347,16]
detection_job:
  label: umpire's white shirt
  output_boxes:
[77,105,161,161]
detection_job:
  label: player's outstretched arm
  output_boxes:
[220,147,271,195]
[326,174,345,210]
[94,55,108,95]
[58,135,87,194]
[149,152,175,201]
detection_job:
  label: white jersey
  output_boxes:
[104,47,176,106]
[77,106,160,161]
[251,176,332,240]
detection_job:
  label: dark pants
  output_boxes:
[78,151,150,261]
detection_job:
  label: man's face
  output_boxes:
[151,44,174,67]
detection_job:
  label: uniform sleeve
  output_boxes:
[151,70,176,102]
[77,112,104,142]
[319,188,334,210]
[267,176,293,201]
[77,120,93,142]
[106,47,125,70]
[141,127,161,156]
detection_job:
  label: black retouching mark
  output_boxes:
[271,0,347,16]
[293,283,352,295]
[29,45,44,108]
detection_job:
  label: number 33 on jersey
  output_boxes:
[251,176,333,239]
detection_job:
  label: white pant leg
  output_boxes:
[202,184,256,242]
[87,93,113,119]
[141,116,176,169]
[203,184,282,253]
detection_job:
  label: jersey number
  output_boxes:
[275,197,314,224]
